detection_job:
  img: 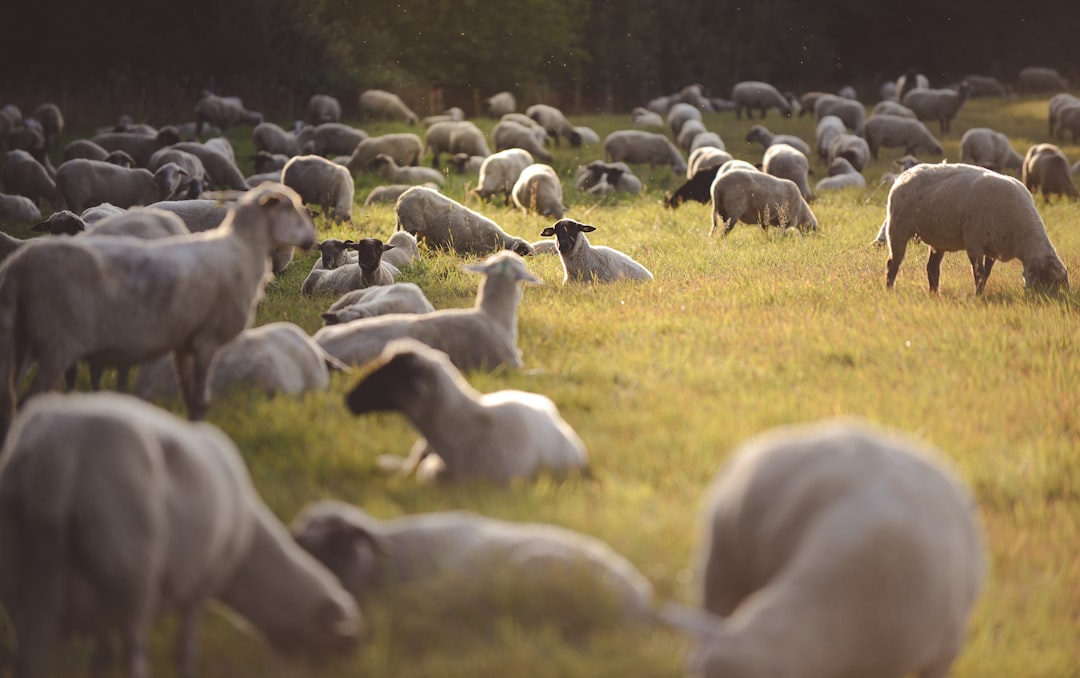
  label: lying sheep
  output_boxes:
[762,143,813,201]
[864,115,944,159]
[526,104,581,146]
[308,93,342,123]
[364,183,439,206]
[169,141,250,191]
[826,133,871,171]
[1017,66,1068,93]
[321,283,434,324]
[631,107,665,128]
[302,238,397,296]
[0,192,41,225]
[359,89,418,125]
[194,92,263,135]
[55,159,184,213]
[424,120,490,168]
[344,133,424,174]
[344,338,587,484]
[663,420,985,678]
[744,125,811,157]
[813,95,866,136]
[149,147,209,198]
[492,120,552,162]
[369,153,446,186]
[0,183,317,437]
[473,148,535,204]
[960,128,1024,173]
[33,206,189,241]
[421,107,465,127]
[0,392,361,677]
[512,164,566,219]
[1,149,56,207]
[305,122,368,157]
[902,82,972,134]
[91,126,181,167]
[574,160,643,195]
[731,81,795,119]
[604,130,687,175]
[540,218,652,283]
[884,163,1070,294]
[486,91,516,116]
[282,154,355,222]
[30,102,64,148]
[397,186,533,256]
[813,157,866,193]
[710,169,818,236]
[687,147,733,178]
[314,250,538,372]
[381,230,420,270]
[252,121,301,156]
[293,501,653,630]
[871,99,918,119]
[1022,144,1079,202]
[668,102,704,136]
[448,152,485,174]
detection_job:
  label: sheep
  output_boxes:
[815,115,846,161]
[308,93,342,123]
[667,102,704,136]
[574,126,600,145]
[0,230,26,263]
[540,218,652,284]
[194,91,263,135]
[63,138,111,162]
[302,238,397,296]
[603,130,687,175]
[292,501,653,630]
[827,133,871,171]
[902,82,972,134]
[252,150,290,174]
[871,99,918,119]
[33,206,189,240]
[646,94,676,114]
[710,169,818,236]
[1047,93,1079,138]
[676,119,708,152]
[744,124,811,157]
[30,102,63,148]
[0,193,41,225]
[81,202,127,224]
[203,136,238,165]
[884,162,1069,294]
[864,115,944,159]
[0,183,317,438]
[6,120,45,158]
[345,338,587,483]
[962,74,1008,97]
[369,153,446,186]
[321,283,434,324]
[282,154,355,222]
[54,159,184,213]
[148,147,209,198]
[382,229,421,270]
[395,186,533,256]
[686,132,723,154]
[1055,102,1080,143]
[1,149,56,207]
[0,391,361,677]
[731,81,795,119]
[358,90,419,125]
[485,91,516,117]
[472,148,535,204]
[959,128,1024,173]
[814,157,866,193]
[492,120,553,162]
[305,122,368,157]
[252,121,301,156]
[631,107,665,128]
[169,141,249,191]
[526,103,581,146]
[895,70,930,101]
[448,152,485,174]
[666,165,725,209]
[574,160,643,195]
[838,85,858,100]
[1022,143,1079,202]
[880,81,898,100]
[364,183,439,206]
[512,164,566,219]
[687,147,733,178]
[762,143,813,201]
[813,95,866,136]
[662,420,985,678]
[423,120,490,167]
[313,250,538,371]
[1074,160,1080,176]
[501,113,550,144]
[344,133,424,174]
[91,126,181,167]
[1017,66,1068,93]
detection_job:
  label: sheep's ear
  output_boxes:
[382,244,395,252]
[258,191,286,207]
[540,227,556,237]
[578,223,596,233]
[31,219,52,233]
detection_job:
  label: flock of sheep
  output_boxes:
[0,64,1076,676]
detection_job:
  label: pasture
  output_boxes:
[1,94,1078,677]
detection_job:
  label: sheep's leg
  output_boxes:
[178,345,216,421]
[21,354,68,402]
[722,216,738,237]
[926,249,945,293]
[89,362,104,391]
[969,253,994,295]
[886,239,909,289]
[64,363,78,390]
[174,605,204,678]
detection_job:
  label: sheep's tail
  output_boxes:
[0,264,20,443]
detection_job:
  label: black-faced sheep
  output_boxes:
[540,218,652,283]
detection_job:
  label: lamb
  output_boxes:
[960,128,1024,173]
[731,81,795,119]
[864,115,944,159]
[30,102,64,148]
[814,157,867,193]
[313,250,538,371]
[485,91,516,117]
[884,163,1069,294]
[667,102,704,136]
[813,95,866,136]
[344,133,424,174]
[148,147,209,198]
[194,91,263,135]
[344,338,587,484]
[359,89,419,125]
[827,133,871,171]
[631,107,665,128]
[448,152,485,174]
[252,121,301,156]
[814,115,845,161]
[871,99,918,119]
[540,218,652,283]
[512,164,566,219]
[710,169,819,236]
[1,149,56,207]
[395,186,533,256]
[1017,66,1068,93]
[604,130,687,175]
[282,154,356,222]
[1022,143,1079,202]
[91,126,182,167]
[472,148,535,204]
[369,153,446,186]
[382,229,421,269]
[364,183,439,206]
[54,159,185,213]
[305,122,368,157]
[901,82,972,134]
[169,141,250,191]
[321,283,434,324]
[526,104,581,146]
[308,93,342,123]
[424,120,490,167]
[492,120,553,162]
[0,183,317,438]
[662,420,985,678]
[762,143,813,201]
[0,193,40,225]
[292,501,653,630]
[744,124,811,157]
[687,147,733,178]
[0,392,360,677]
[301,238,397,296]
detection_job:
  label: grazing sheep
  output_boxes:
[574,126,601,145]
[676,119,708,152]
[359,89,418,125]
[512,164,566,219]
[492,120,553,162]
[540,218,652,283]
[369,153,446,186]
[667,102,704,136]
[501,113,550,144]
[0,193,41,225]
[344,338,587,484]
[664,420,984,678]
[91,126,181,167]
[30,103,63,148]
[871,99,918,119]
[448,152,485,174]
[424,120,491,167]
[1055,103,1080,143]
[203,136,238,165]
[321,283,434,324]
[55,159,184,213]
[666,165,725,209]
[604,130,686,175]
[194,92,263,135]
[710,169,818,236]
[485,91,516,116]
[689,132,725,153]
[364,183,439,206]
[62,138,110,162]
[646,94,676,115]
[1,149,56,207]
[962,74,1008,97]
[302,238,397,296]
[960,128,1024,173]
[149,147,209,198]
[282,154,355,222]
[884,163,1069,294]
[314,250,538,371]
[305,122,368,157]
[293,501,653,629]
[395,186,533,256]
[252,121,301,156]
[344,133,424,174]
[813,95,866,136]
[1017,66,1068,93]
[526,104,581,146]
[308,93,342,123]
[1022,144,1079,202]
[744,124,811,157]
[473,148,535,204]
[687,147,733,178]
[421,108,465,127]
[814,157,867,193]
[168,141,249,190]
[1074,160,1080,176]
[826,133,871,171]
[1047,94,1079,138]
[6,120,45,158]
[731,81,795,119]
[574,160,643,195]
[631,107,665,128]
[864,116,944,159]
[815,115,846,161]
[762,144,813,201]
[253,150,290,173]
[797,91,827,117]
[0,392,361,677]
[902,83,972,134]
[0,183,317,438]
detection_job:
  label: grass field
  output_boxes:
[1,95,1079,677]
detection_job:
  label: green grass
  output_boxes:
[2,96,1080,677]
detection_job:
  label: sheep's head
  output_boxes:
[243,183,317,250]
[315,239,357,269]
[345,339,442,414]
[541,218,595,255]
[368,154,394,170]
[1024,254,1070,294]
[32,210,85,236]
[292,501,388,601]
[153,162,188,201]
[354,238,393,272]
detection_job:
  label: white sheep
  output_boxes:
[344,338,587,484]
[1,149,57,208]
[292,501,654,629]
[687,147,733,178]
[473,148,535,204]
[960,128,1024,173]
[492,120,553,162]
[526,104,581,146]
[0,230,25,263]
[864,115,944,159]
[313,250,538,371]
[500,113,550,145]
[30,102,64,149]
[731,81,795,119]
[676,119,708,152]
[486,91,516,117]
[540,218,652,283]
[962,74,1007,97]
[169,141,250,191]
[895,70,930,100]
[448,152,485,174]
[813,157,866,193]
[762,143,813,201]
[1022,143,1079,202]
[91,126,182,167]
[305,122,368,157]
[381,229,420,270]
[1054,102,1080,143]
[813,94,866,136]
[574,160,643,195]
[0,391,360,677]
[344,133,424,173]
[1047,94,1079,139]
[34,206,189,241]
[368,153,446,186]
[281,154,356,222]
[321,282,434,324]
[63,138,111,162]
[0,183,317,438]
[0,192,41,225]
[667,102,704,136]
[395,186,533,256]
[302,238,397,296]
[148,147,209,198]
[884,163,1070,294]
[630,107,665,128]
[252,121,301,156]
[663,420,985,678]
[424,120,490,168]
[55,159,184,213]
[574,126,601,145]
[512,163,566,219]
[710,169,818,236]
[872,99,918,119]
[902,82,972,134]
[364,182,439,206]
[194,92,263,135]
[826,133,871,171]
[359,89,419,125]
[744,124,811,156]
[814,115,846,161]
[603,130,687,175]
[421,107,465,127]
[308,93,342,123]
[1017,66,1068,93]
[81,202,127,223]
